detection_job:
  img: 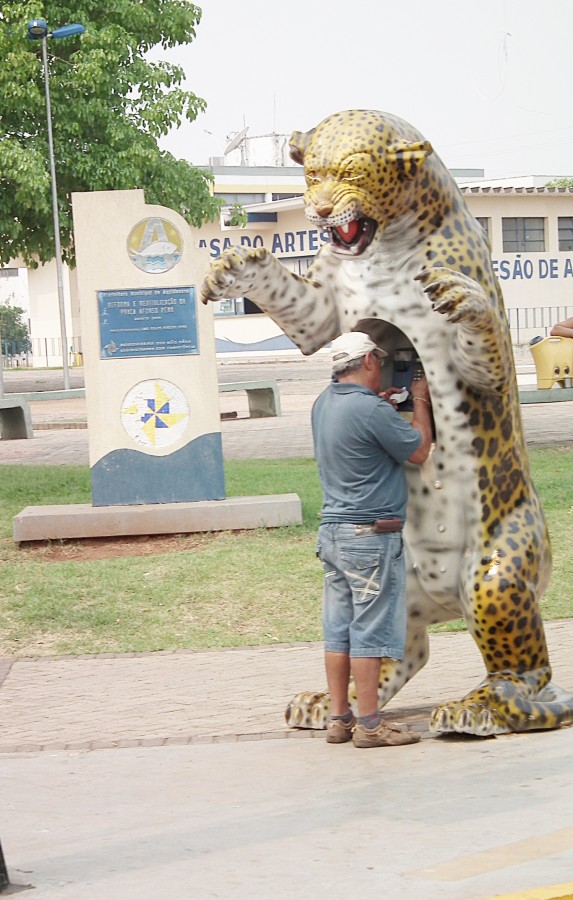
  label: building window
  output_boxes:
[243,297,262,315]
[0,268,18,278]
[213,298,244,316]
[212,297,263,315]
[272,192,303,201]
[502,217,545,252]
[214,192,266,205]
[475,217,490,239]
[558,217,573,251]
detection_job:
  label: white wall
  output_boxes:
[27,261,75,367]
[16,186,573,364]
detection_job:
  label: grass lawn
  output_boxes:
[0,447,571,657]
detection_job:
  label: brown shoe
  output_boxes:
[326,715,356,744]
[353,718,421,748]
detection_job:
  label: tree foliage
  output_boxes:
[0,297,29,345]
[0,1,222,267]
[545,178,573,188]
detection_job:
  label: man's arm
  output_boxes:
[550,317,573,338]
[408,376,433,464]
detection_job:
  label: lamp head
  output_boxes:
[27,20,85,40]
[27,18,48,39]
[51,24,85,39]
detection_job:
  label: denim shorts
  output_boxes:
[317,522,406,659]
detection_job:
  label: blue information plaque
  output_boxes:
[97,286,198,359]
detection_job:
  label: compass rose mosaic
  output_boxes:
[121,379,189,450]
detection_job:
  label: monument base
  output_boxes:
[13,494,302,543]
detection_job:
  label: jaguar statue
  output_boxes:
[201,108,573,736]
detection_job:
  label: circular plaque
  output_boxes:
[127,217,182,274]
[121,379,189,450]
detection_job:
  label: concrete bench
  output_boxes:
[219,380,281,418]
[519,386,573,404]
[8,389,86,402]
[0,398,33,439]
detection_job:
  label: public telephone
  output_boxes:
[388,347,424,412]
[350,319,434,436]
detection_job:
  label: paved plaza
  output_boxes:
[1,358,573,898]
[1,355,573,464]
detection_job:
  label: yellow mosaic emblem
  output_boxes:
[121,379,189,450]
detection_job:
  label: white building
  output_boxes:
[3,163,572,364]
[202,173,573,353]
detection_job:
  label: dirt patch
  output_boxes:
[19,532,221,562]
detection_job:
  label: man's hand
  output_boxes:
[378,386,407,409]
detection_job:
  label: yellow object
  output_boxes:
[481,882,573,899]
[529,336,573,389]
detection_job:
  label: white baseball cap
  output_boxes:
[330,332,388,372]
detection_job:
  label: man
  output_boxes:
[312,331,433,748]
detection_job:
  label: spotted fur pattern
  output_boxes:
[202,109,573,736]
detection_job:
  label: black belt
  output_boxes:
[352,518,403,535]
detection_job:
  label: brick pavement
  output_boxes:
[1,621,572,753]
[0,358,572,464]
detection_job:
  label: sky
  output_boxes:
[156,0,573,180]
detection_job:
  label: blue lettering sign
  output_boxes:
[550,258,558,278]
[538,258,559,279]
[271,233,284,253]
[498,260,511,280]
[512,256,524,279]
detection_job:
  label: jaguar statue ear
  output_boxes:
[387,139,433,177]
[289,129,315,165]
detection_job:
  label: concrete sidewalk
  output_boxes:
[1,623,573,899]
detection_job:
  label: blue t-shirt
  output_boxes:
[312,382,422,524]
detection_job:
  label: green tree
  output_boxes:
[545,178,573,188]
[0,1,222,267]
[226,203,249,228]
[0,297,29,346]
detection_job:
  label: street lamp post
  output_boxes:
[27,18,85,390]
